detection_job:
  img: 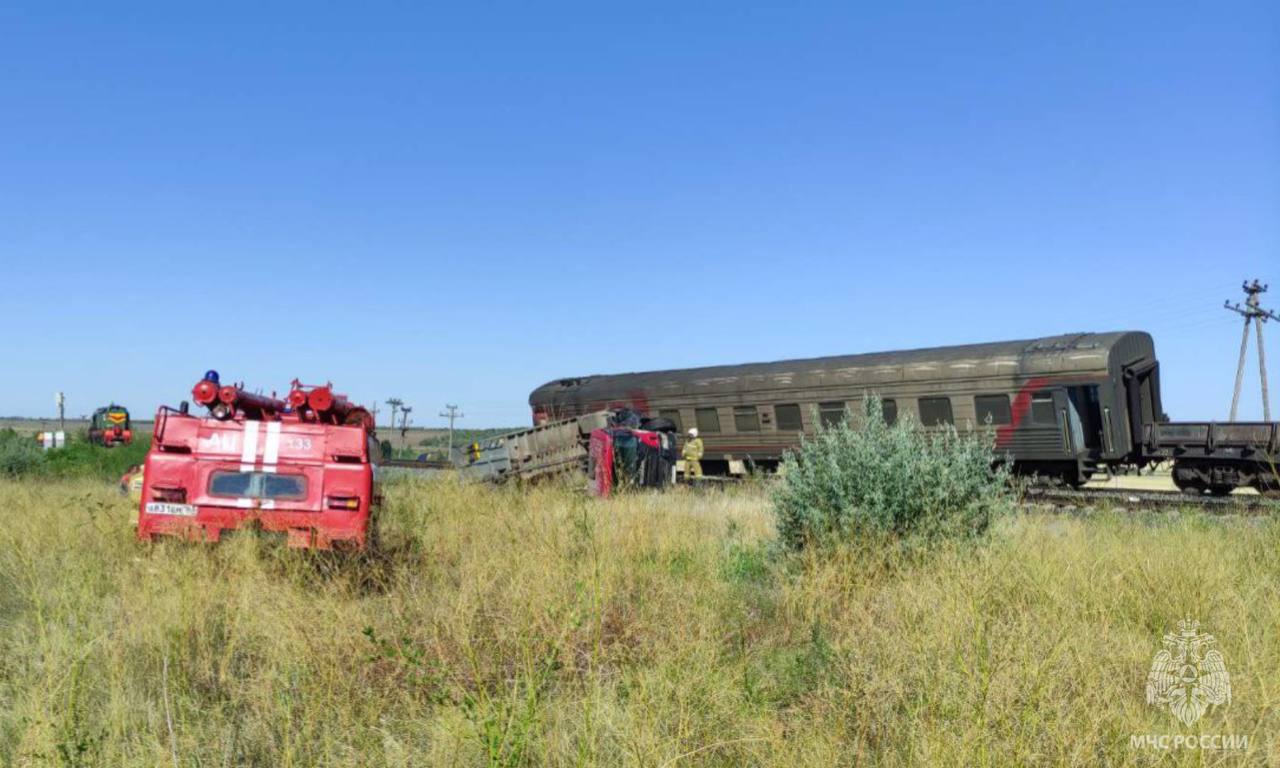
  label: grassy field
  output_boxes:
[0,477,1277,766]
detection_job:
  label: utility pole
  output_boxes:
[399,405,413,447]
[385,398,402,431]
[440,404,464,460]
[384,398,403,458]
[1225,279,1279,421]
[55,391,65,432]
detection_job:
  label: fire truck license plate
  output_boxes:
[145,502,198,517]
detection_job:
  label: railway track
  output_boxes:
[1022,486,1280,513]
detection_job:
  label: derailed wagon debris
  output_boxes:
[455,410,678,496]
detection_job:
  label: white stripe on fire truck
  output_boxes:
[235,498,253,508]
[240,420,260,472]
[262,421,281,472]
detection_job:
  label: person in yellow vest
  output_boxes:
[682,428,704,480]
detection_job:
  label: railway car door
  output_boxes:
[1122,360,1161,454]
[1051,390,1080,456]
[1065,385,1104,455]
[1039,388,1095,458]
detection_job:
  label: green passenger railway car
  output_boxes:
[531,332,1166,487]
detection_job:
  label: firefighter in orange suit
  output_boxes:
[682,428,704,479]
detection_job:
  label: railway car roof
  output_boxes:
[530,331,1153,402]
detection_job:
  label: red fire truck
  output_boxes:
[137,373,380,551]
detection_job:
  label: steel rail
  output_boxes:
[1021,486,1280,513]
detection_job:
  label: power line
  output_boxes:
[1224,279,1279,421]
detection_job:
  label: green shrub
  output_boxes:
[771,397,1010,551]
[42,436,150,481]
[0,429,45,478]
[0,430,149,481]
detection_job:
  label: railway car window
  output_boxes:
[695,408,721,434]
[882,399,898,426]
[775,404,803,431]
[974,394,1012,425]
[1030,393,1057,425]
[733,406,760,432]
[918,397,954,426]
[658,410,683,431]
[818,402,846,428]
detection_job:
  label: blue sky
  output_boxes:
[2,1,1277,427]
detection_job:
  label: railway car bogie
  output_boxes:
[1172,458,1274,496]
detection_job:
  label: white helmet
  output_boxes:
[688,428,698,438]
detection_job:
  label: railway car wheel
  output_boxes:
[1206,484,1235,497]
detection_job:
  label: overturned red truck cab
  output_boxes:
[138,373,380,551]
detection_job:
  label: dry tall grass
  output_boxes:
[0,477,1277,766]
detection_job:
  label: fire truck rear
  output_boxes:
[138,373,380,551]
